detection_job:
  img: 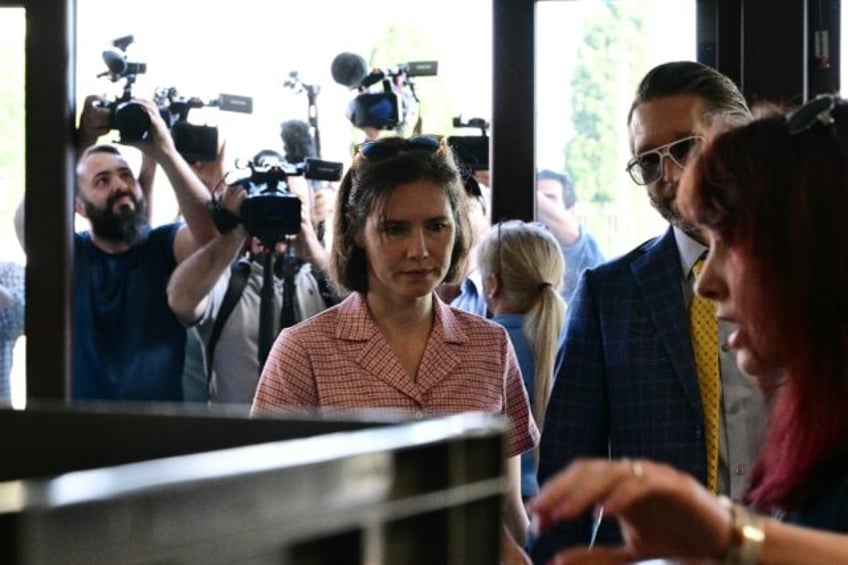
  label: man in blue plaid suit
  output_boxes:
[531,62,767,562]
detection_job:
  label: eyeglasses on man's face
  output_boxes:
[625,135,705,185]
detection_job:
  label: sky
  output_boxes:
[77,0,494,165]
[0,0,752,402]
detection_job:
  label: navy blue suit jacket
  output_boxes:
[531,227,708,562]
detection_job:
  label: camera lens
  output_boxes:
[114,101,151,141]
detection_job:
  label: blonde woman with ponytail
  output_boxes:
[477,220,566,501]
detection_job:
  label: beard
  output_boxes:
[83,191,149,246]
[648,185,702,241]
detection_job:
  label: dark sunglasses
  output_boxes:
[625,135,705,185]
[786,94,839,135]
[353,135,445,167]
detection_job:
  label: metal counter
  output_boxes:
[0,407,506,564]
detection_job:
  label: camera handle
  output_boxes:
[279,245,298,331]
[256,244,300,374]
[257,248,276,373]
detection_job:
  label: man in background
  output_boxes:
[536,169,604,302]
[437,173,491,317]
[168,152,337,405]
[532,61,767,561]
[71,95,216,401]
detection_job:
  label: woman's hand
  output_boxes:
[530,458,732,564]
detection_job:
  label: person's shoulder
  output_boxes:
[447,305,494,324]
[150,222,181,239]
[285,299,344,338]
[444,305,507,338]
[293,302,340,326]
[587,234,664,276]
[73,230,95,257]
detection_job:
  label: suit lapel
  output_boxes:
[631,227,702,411]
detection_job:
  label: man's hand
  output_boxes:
[220,181,246,217]
[286,177,328,271]
[121,98,178,161]
[537,191,581,247]
[77,94,113,153]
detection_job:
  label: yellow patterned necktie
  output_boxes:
[690,258,720,493]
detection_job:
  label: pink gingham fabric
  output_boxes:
[253,292,539,457]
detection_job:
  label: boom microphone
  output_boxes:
[281,119,317,163]
[101,48,128,75]
[331,52,369,89]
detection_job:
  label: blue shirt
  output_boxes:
[492,312,538,498]
[0,261,24,402]
[561,227,605,303]
[72,226,186,401]
[450,269,489,318]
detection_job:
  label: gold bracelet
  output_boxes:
[718,495,766,565]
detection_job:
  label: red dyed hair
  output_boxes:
[680,104,848,509]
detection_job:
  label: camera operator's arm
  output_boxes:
[137,153,157,218]
[287,176,329,272]
[189,139,228,195]
[359,126,380,141]
[472,169,490,188]
[167,183,247,325]
[125,98,217,262]
[537,188,581,247]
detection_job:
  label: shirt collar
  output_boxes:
[673,225,708,279]
[464,268,483,293]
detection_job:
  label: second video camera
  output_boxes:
[448,116,490,172]
[96,35,253,162]
[237,152,343,247]
[331,52,438,131]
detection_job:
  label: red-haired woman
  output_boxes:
[531,96,848,564]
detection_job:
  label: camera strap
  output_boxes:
[206,256,339,384]
[205,259,251,384]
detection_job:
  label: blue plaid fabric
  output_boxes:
[531,227,708,562]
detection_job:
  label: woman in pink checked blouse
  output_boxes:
[251,135,538,552]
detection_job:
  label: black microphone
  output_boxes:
[280,119,316,163]
[331,52,369,89]
[102,49,127,75]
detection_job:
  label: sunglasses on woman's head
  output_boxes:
[786,94,840,135]
[625,135,705,186]
[353,135,445,166]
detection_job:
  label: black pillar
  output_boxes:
[25,0,75,401]
[491,0,535,223]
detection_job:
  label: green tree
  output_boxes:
[0,9,25,257]
[566,1,649,204]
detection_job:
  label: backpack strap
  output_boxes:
[205,259,251,384]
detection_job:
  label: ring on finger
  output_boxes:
[630,460,644,479]
[621,457,644,479]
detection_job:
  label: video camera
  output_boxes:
[236,152,343,247]
[331,52,438,130]
[152,87,253,162]
[96,35,253,162]
[96,35,150,141]
[448,116,490,172]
